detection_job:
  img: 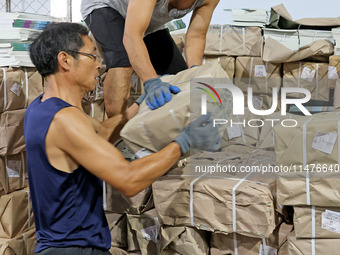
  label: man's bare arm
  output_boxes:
[185,0,220,68]
[123,0,158,83]
[51,107,181,197]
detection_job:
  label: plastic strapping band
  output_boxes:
[265,61,268,94]
[232,172,252,255]
[303,118,313,205]
[315,64,319,100]
[219,25,223,54]
[242,27,246,54]
[91,102,94,117]
[2,68,7,110]
[218,56,221,63]
[23,190,31,228]
[4,156,9,191]
[190,172,209,226]
[311,205,316,255]
[236,115,247,144]
[298,62,302,88]
[21,151,25,188]
[24,67,29,108]
[103,181,107,210]
[338,120,340,165]
[169,109,181,131]
[248,57,254,89]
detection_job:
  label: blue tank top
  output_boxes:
[24,95,111,252]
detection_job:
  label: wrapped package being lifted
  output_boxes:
[294,206,340,239]
[283,62,331,102]
[0,152,28,195]
[285,231,340,255]
[274,112,340,167]
[202,55,235,79]
[120,62,233,153]
[161,226,209,255]
[204,24,262,56]
[0,188,34,239]
[0,109,26,156]
[234,56,282,94]
[0,67,43,114]
[152,166,275,239]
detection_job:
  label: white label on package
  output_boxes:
[328,66,339,79]
[254,65,267,77]
[135,148,153,159]
[6,160,21,177]
[259,244,277,255]
[141,225,158,243]
[10,82,22,96]
[312,132,337,155]
[227,125,242,140]
[300,67,316,82]
[322,210,340,234]
[252,96,263,109]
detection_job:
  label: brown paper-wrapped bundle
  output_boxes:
[0,109,26,156]
[152,166,275,238]
[235,57,282,95]
[0,152,28,194]
[203,55,235,79]
[283,62,331,101]
[204,25,262,56]
[161,226,209,255]
[0,67,43,113]
[0,189,34,239]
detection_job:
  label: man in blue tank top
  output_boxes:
[24,22,221,254]
[80,0,220,116]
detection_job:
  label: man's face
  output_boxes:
[73,36,101,93]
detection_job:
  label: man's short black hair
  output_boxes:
[29,22,89,78]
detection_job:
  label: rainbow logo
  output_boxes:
[196,82,222,106]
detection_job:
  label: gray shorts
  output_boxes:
[35,246,111,255]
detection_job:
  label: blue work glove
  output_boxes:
[174,113,221,155]
[135,93,146,106]
[144,77,181,110]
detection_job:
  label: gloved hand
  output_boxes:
[144,77,181,110]
[174,113,221,155]
[135,93,146,106]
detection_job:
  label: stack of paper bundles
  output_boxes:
[152,165,275,239]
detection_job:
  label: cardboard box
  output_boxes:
[0,189,34,238]
[161,226,209,255]
[121,62,232,153]
[204,25,262,56]
[152,166,275,238]
[0,109,26,156]
[234,57,282,94]
[0,152,28,195]
[203,56,235,79]
[283,62,331,102]
[294,206,340,238]
[0,67,43,114]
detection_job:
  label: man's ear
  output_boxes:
[57,51,73,71]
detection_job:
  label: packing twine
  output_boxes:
[315,64,319,101]
[23,189,32,228]
[219,25,223,54]
[242,28,246,55]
